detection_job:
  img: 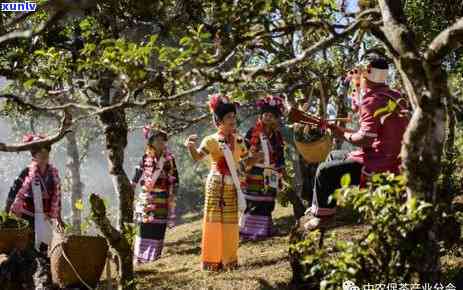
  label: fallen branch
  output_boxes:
[89,193,134,290]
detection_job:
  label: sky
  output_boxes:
[346,0,358,13]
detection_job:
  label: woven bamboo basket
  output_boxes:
[0,227,32,254]
[50,235,108,288]
[294,135,332,163]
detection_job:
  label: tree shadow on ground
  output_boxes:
[135,267,188,278]
[135,268,194,290]
[164,229,202,255]
[242,256,287,269]
[166,245,202,256]
[165,229,202,247]
[257,278,317,290]
[176,211,203,225]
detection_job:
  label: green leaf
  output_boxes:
[341,173,351,187]
[179,36,191,46]
[23,79,36,89]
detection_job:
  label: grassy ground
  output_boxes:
[99,204,463,290]
[132,206,372,290]
[135,205,296,290]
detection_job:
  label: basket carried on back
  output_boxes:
[294,135,332,163]
[0,228,32,254]
[50,234,108,288]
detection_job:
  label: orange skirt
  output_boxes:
[201,173,239,270]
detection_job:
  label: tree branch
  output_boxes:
[0,110,72,152]
[75,81,212,120]
[0,11,63,45]
[425,17,463,64]
[0,93,100,111]
[377,0,416,56]
[166,113,208,124]
[377,0,427,107]
[220,10,376,80]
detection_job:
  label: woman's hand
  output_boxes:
[184,134,198,149]
[251,151,265,164]
[185,134,205,161]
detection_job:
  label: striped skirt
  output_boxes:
[240,166,276,240]
[134,190,169,264]
[201,173,239,271]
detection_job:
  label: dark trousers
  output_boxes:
[19,215,52,289]
[311,150,362,216]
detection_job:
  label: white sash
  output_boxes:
[135,155,166,221]
[259,134,279,190]
[259,134,271,167]
[32,175,53,251]
[220,142,246,212]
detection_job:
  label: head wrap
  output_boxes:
[143,125,168,144]
[256,95,285,117]
[360,53,389,83]
[23,133,51,156]
[208,94,238,127]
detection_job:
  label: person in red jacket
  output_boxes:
[4,133,63,290]
[5,133,62,247]
[305,54,410,230]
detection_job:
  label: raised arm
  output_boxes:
[185,134,207,161]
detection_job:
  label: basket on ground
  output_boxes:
[50,235,108,288]
[0,228,32,253]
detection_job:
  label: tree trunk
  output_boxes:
[97,108,135,290]
[442,94,456,202]
[98,108,134,226]
[94,72,135,289]
[400,101,444,282]
[66,131,83,234]
[399,60,448,281]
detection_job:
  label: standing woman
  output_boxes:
[185,94,261,271]
[5,133,63,289]
[131,126,179,264]
[240,95,286,240]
